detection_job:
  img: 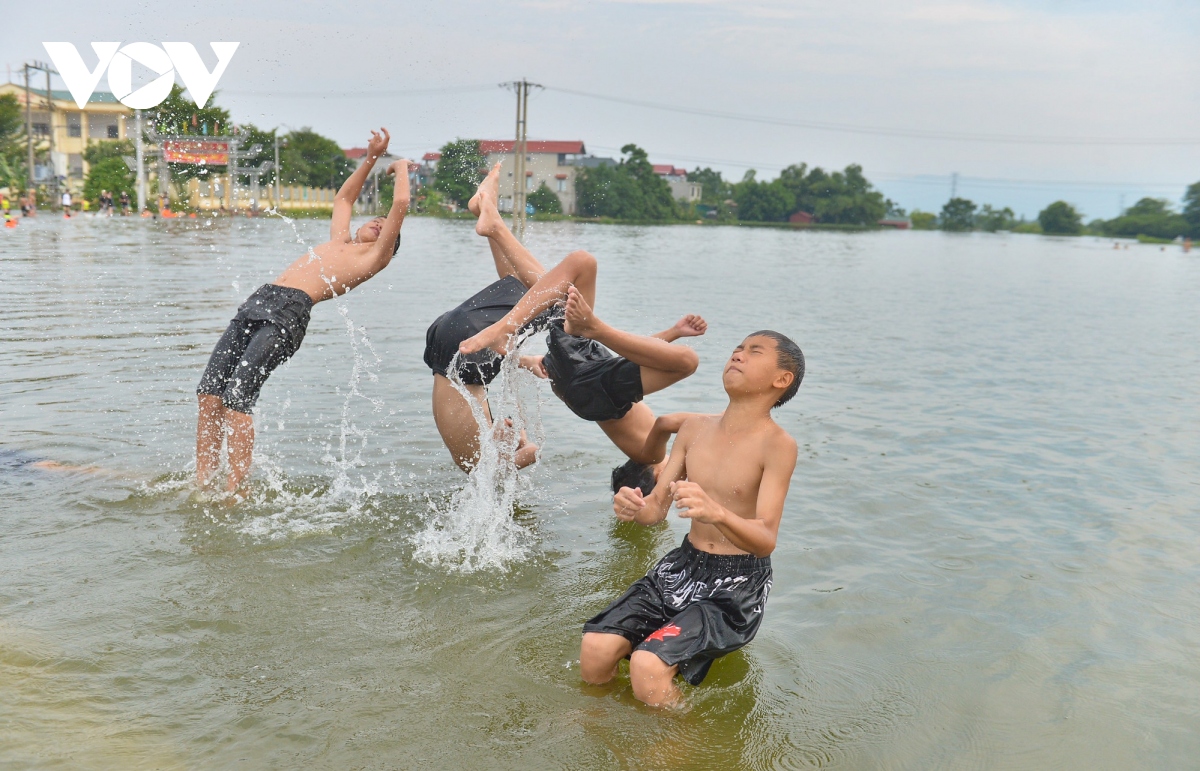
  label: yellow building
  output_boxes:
[0,83,131,192]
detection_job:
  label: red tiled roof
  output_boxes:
[653,164,687,176]
[422,152,441,161]
[479,140,586,154]
[344,147,368,159]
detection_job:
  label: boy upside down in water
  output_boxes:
[456,241,709,488]
[581,331,803,708]
[195,128,410,493]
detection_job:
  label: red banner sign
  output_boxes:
[162,139,230,165]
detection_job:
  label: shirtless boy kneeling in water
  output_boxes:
[581,331,803,708]
[195,128,410,492]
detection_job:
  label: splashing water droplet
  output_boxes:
[412,327,547,573]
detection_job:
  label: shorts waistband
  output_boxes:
[263,283,314,307]
[677,535,771,572]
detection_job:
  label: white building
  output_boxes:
[653,164,702,203]
[480,140,588,214]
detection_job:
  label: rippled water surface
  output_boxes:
[2,215,1199,769]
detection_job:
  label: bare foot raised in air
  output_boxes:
[563,285,600,338]
[672,314,708,338]
[468,162,501,217]
[474,186,507,240]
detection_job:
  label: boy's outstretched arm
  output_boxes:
[673,433,797,557]
[613,417,700,526]
[330,128,390,242]
[370,160,411,264]
[636,412,707,465]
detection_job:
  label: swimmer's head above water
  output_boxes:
[724,330,805,408]
[611,458,659,497]
[355,216,402,255]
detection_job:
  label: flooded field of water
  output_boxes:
[2,215,1199,768]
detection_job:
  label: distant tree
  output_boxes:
[910,210,937,230]
[687,167,732,204]
[977,204,1016,232]
[150,84,231,137]
[940,198,977,231]
[280,128,354,189]
[1099,197,1186,239]
[733,170,795,222]
[0,92,26,188]
[527,182,562,214]
[433,139,485,208]
[575,144,676,220]
[775,163,887,225]
[82,157,135,207]
[1180,182,1200,237]
[83,139,134,165]
[1037,201,1083,235]
[884,199,907,219]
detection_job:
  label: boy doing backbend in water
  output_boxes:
[581,331,803,708]
[456,236,709,488]
[196,128,410,493]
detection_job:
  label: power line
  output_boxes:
[221,84,498,98]
[548,85,1200,147]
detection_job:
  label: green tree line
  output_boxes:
[911,187,1200,239]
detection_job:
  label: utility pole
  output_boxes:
[23,64,32,195]
[42,65,58,204]
[502,79,543,241]
[950,172,958,201]
[273,133,285,209]
[135,110,146,212]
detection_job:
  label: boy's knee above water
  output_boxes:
[629,650,680,707]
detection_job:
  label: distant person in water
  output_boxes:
[457,247,708,492]
[0,448,103,475]
[581,331,803,708]
[195,128,410,494]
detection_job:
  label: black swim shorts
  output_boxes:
[197,284,313,414]
[424,275,549,386]
[542,321,643,422]
[583,536,772,685]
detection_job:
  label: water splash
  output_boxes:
[412,325,549,573]
[227,211,387,537]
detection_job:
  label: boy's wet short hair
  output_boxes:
[750,330,804,407]
[611,458,656,495]
[392,230,402,256]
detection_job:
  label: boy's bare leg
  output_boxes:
[196,394,226,486]
[563,287,700,396]
[459,249,598,355]
[469,164,546,286]
[629,650,682,708]
[474,175,546,288]
[580,632,633,685]
[432,375,539,473]
[224,410,255,494]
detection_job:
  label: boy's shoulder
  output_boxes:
[677,413,719,440]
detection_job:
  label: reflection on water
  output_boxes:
[2,216,1199,767]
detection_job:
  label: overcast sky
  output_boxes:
[5,0,1199,218]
